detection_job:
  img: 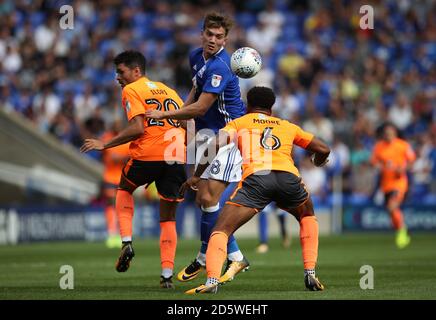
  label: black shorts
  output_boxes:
[228,170,309,212]
[122,160,187,202]
[384,189,406,204]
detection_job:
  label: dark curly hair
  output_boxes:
[247,86,276,110]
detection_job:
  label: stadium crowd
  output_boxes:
[0,0,435,205]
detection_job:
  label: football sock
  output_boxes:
[299,216,319,270]
[304,269,316,277]
[258,211,268,244]
[200,204,220,254]
[206,231,228,279]
[206,277,219,286]
[391,208,404,230]
[196,252,206,266]
[278,212,287,239]
[227,235,242,256]
[116,190,134,240]
[105,205,118,235]
[227,250,243,262]
[161,268,173,278]
[160,221,177,270]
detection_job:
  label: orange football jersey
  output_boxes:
[371,138,416,192]
[221,113,314,180]
[101,131,130,185]
[121,77,185,162]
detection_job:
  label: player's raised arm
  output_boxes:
[305,137,331,167]
[146,92,217,120]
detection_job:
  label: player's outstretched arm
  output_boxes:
[145,92,217,120]
[306,137,331,167]
[80,115,144,153]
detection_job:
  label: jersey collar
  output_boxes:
[203,46,225,62]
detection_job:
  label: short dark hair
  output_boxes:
[113,50,146,74]
[203,12,233,36]
[247,86,276,110]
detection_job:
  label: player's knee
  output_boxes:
[294,199,315,221]
[197,192,215,208]
[118,177,137,194]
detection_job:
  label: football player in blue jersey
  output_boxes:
[146,12,249,284]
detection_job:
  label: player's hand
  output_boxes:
[179,176,201,194]
[311,154,329,167]
[145,109,166,120]
[80,139,104,153]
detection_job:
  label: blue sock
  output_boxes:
[277,212,287,239]
[199,204,220,254]
[219,183,241,254]
[259,211,268,244]
[200,210,240,254]
[227,234,239,253]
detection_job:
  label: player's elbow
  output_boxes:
[132,123,144,138]
[308,138,330,156]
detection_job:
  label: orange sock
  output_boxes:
[116,190,134,239]
[391,208,404,230]
[105,205,118,235]
[160,221,177,269]
[299,216,319,270]
[206,231,228,279]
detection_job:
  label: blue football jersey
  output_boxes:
[189,47,246,133]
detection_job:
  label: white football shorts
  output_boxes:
[195,134,242,183]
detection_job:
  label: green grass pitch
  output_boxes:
[1,233,435,300]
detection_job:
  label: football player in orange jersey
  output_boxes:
[181,87,330,293]
[81,50,187,289]
[101,119,130,249]
[371,122,416,249]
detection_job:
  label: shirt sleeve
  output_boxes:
[405,142,416,163]
[121,86,145,121]
[219,120,238,144]
[293,124,314,149]
[370,143,381,165]
[202,62,231,95]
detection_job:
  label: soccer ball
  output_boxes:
[230,47,262,79]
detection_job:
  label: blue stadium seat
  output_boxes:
[235,12,257,29]
[30,12,46,28]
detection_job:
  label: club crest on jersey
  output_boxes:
[125,100,131,112]
[211,74,222,87]
[146,82,157,89]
